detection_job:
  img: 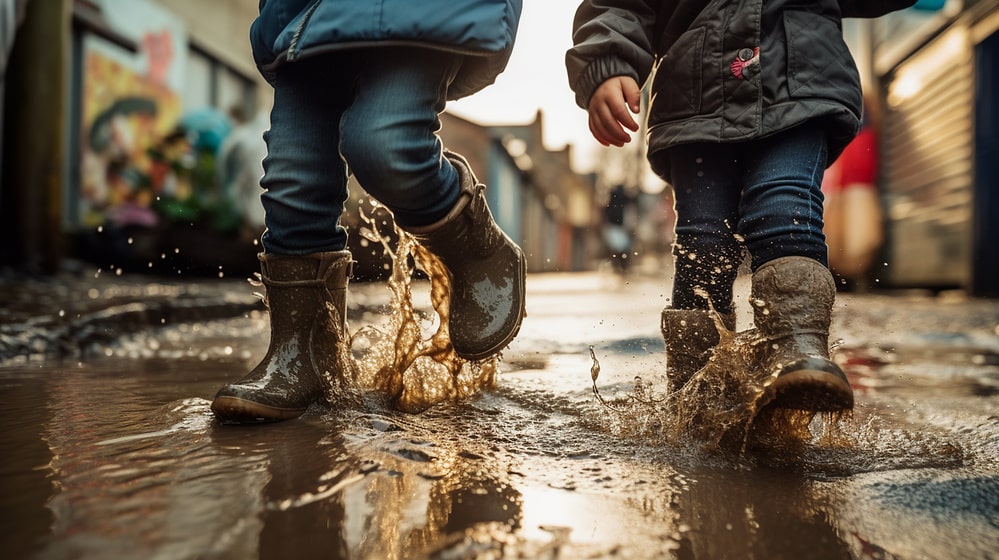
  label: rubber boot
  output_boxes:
[750,256,854,411]
[661,308,736,391]
[211,251,353,423]
[401,151,526,360]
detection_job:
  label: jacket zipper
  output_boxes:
[287,0,322,61]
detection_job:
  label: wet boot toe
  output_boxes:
[211,395,310,424]
[768,357,854,412]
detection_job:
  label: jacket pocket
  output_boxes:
[654,26,705,120]
[784,10,861,110]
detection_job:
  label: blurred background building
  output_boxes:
[841,0,999,296]
[0,0,601,279]
[0,0,997,296]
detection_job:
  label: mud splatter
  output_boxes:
[590,313,832,453]
[347,204,497,413]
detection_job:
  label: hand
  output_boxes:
[587,76,641,147]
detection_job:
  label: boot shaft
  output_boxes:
[404,150,509,262]
[661,308,735,388]
[750,256,835,361]
[261,251,352,326]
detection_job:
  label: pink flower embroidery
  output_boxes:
[730,47,760,80]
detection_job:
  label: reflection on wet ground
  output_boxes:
[1,272,998,559]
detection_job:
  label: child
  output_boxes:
[211,1,526,424]
[566,0,914,412]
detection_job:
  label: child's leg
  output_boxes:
[259,56,355,255]
[661,145,744,389]
[739,124,852,411]
[738,124,829,270]
[212,56,358,424]
[667,144,745,316]
[339,47,525,361]
[338,48,463,228]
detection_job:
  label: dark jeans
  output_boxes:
[259,49,463,255]
[666,124,829,315]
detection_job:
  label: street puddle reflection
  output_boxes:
[3,216,997,559]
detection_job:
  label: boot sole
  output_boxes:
[211,395,308,424]
[767,358,854,412]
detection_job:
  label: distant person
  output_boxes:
[603,184,635,273]
[567,0,915,412]
[216,106,267,236]
[822,107,884,287]
[212,1,526,423]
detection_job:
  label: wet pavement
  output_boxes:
[1,265,998,559]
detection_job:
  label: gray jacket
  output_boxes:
[566,0,915,178]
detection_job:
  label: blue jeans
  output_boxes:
[666,125,829,315]
[259,49,463,255]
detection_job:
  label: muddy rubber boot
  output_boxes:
[750,256,854,411]
[401,151,526,360]
[661,308,736,391]
[211,251,353,423]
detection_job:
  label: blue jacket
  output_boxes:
[251,0,522,100]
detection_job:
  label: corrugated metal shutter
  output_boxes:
[881,27,975,289]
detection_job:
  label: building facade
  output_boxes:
[853,0,999,295]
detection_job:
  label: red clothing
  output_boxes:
[824,127,877,194]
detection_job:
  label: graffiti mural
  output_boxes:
[75,0,259,274]
[80,41,183,229]
[79,0,187,231]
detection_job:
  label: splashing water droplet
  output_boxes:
[588,315,834,453]
[347,209,497,413]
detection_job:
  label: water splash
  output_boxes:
[347,204,497,413]
[590,314,825,453]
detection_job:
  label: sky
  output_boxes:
[447,0,602,173]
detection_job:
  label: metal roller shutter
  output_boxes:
[881,27,974,289]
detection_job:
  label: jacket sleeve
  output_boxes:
[838,0,917,18]
[565,0,659,110]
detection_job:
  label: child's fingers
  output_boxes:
[621,77,642,113]
[610,101,639,133]
[586,76,642,147]
[590,105,630,146]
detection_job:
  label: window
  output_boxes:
[184,45,255,118]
